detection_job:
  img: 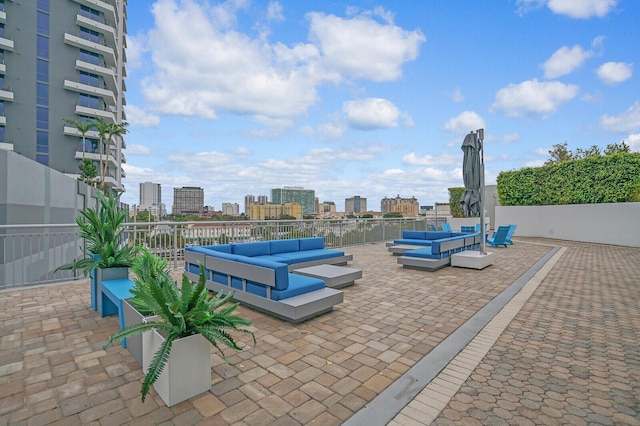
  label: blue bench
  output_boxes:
[100,278,135,348]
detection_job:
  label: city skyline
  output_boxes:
[120,1,639,212]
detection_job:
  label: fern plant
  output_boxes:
[57,191,139,275]
[103,261,255,402]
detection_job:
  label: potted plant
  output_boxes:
[122,249,172,366]
[103,260,255,407]
[57,191,139,311]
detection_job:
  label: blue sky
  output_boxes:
[121,0,640,212]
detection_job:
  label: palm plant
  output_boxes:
[56,191,139,275]
[103,259,255,402]
[63,118,96,161]
[93,118,108,187]
[100,121,128,186]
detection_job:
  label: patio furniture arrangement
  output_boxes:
[392,231,482,271]
[388,230,474,249]
[183,238,352,323]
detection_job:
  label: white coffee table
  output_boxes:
[293,264,362,289]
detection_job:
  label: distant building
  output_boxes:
[318,201,336,213]
[221,202,240,216]
[138,182,164,217]
[173,187,204,215]
[345,196,367,214]
[244,194,268,214]
[247,202,302,220]
[381,194,419,216]
[271,187,315,215]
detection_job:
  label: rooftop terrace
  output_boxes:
[1,237,639,425]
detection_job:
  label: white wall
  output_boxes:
[495,203,640,247]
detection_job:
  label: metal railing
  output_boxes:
[0,217,447,290]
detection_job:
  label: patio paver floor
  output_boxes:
[1,238,639,425]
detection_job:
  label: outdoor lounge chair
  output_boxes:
[441,223,452,232]
[429,224,437,231]
[505,224,517,244]
[486,225,510,247]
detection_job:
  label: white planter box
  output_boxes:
[122,299,157,366]
[143,330,211,407]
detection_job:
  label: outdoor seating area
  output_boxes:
[387,230,482,271]
[183,238,358,323]
[1,237,639,424]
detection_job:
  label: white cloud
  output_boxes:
[443,111,485,134]
[491,79,578,118]
[139,1,423,128]
[307,9,425,82]
[516,0,617,18]
[502,133,521,143]
[542,45,592,79]
[126,144,152,155]
[599,101,640,133]
[343,98,402,130]
[402,152,459,166]
[547,0,618,19]
[126,33,148,70]
[266,1,285,22]
[627,134,640,152]
[596,62,633,85]
[125,105,160,127]
[318,122,347,140]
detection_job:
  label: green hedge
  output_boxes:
[497,153,640,206]
[448,187,466,217]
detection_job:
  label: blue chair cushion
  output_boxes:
[269,239,300,254]
[299,237,325,250]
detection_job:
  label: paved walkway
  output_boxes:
[1,238,639,425]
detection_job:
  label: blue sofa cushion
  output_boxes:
[199,244,232,253]
[232,241,271,257]
[393,239,433,246]
[270,239,300,254]
[252,255,292,264]
[299,237,325,251]
[402,230,427,239]
[404,247,449,259]
[239,274,324,300]
[272,274,325,300]
[277,249,344,263]
[235,256,289,290]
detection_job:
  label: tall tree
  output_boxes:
[100,121,128,186]
[93,117,109,187]
[604,141,630,155]
[544,142,574,165]
[63,118,96,161]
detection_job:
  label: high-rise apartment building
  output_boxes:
[345,196,367,214]
[140,182,161,208]
[271,187,315,215]
[1,0,128,192]
[173,186,204,215]
[244,194,268,214]
[221,202,239,216]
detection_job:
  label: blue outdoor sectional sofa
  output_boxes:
[390,230,482,271]
[184,237,351,323]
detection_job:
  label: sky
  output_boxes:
[121,0,640,213]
